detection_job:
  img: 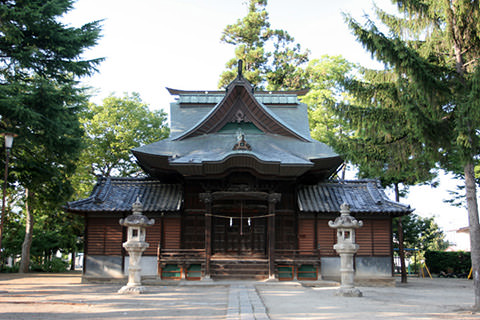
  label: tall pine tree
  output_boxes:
[341,0,480,308]
[218,0,309,90]
[0,0,102,272]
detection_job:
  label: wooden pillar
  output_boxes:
[157,213,164,276]
[83,213,88,275]
[268,193,281,279]
[200,193,213,280]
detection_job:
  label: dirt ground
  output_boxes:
[0,272,479,319]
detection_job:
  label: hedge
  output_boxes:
[425,251,471,274]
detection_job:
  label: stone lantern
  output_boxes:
[118,198,154,294]
[328,203,363,297]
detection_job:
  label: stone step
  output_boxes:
[210,259,269,280]
[212,274,268,280]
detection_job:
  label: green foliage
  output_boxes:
[324,63,439,190]
[425,251,471,274]
[0,0,102,85]
[0,0,103,192]
[2,196,83,266]
[300,55,357,143]
[1,208,24,259]
[1,262,19,273]
[30,258,68,273]
[71,93,169,199]
[343,1,480,167]
[0,0,103,270]
[218,0,309,90]
[393,214,449,252]
[343,1,480,303]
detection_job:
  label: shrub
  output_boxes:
[425,251,471,275]
[27,258,69,273]
[43,258,69,272]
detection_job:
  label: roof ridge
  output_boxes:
[328,179,380,185]
[167,87,309,96]
[94,177,112,203]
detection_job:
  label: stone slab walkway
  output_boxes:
[226,284,269,320]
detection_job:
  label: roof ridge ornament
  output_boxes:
[233,128,252,151]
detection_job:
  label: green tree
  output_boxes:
[393,214,449,252]
[219,0,309,90]
[393,214,449,276]
[342,0,480,308]
[71,93,169,200]
[301,55,356,144]
[0,0,102,272]
[325,66,440,282]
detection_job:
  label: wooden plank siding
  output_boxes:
[86,217,164,257]
[86,217,123,255]
[356,220,374,256]
[144,219,162,256]
[163,217,181,249]
[275,213,296,250]
[317,219,337,256]
[298,219,315,253]
[372,219,391,256]
[316,218,392,257]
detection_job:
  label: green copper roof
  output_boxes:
[134,74,342,180]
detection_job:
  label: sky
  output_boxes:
[63,0,470,236]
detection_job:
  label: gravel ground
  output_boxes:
[0,272,479,319]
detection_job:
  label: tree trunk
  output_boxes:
[19,189,34,273]
[464,162,480,310]
[448,3,479,308]
[394,183,407,283]
[70,248,75,271]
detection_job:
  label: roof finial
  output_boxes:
[238,60,243,78]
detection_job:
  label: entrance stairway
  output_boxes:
[210,257,269,280]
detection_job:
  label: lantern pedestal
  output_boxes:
[333,244,362,297]
[118,241,149,294]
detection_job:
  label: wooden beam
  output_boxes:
[200,193,213,279]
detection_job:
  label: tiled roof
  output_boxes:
[132,132,342,179]
[297,180,412,215]
[66,178,411,216]
[65,177,182,213]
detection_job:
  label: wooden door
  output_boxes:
[213,215,266,255]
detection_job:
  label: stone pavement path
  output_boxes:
[226,284,269,320]
[1,273,479,319]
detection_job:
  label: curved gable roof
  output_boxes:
[174,76,310,142]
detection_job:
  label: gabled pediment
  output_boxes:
[174,76,309,142]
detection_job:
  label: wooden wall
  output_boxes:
[183,214,205,249]
[298,217,392,257]
[86,216,182,257]
[144,219,161,256]
[317,219,337,256]
[356,219,392,256]
[163,217,181,249]
[86,217,123,255]
[275,213,296,250]
[298,219,315,253]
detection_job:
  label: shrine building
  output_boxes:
[66,65,412,282]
